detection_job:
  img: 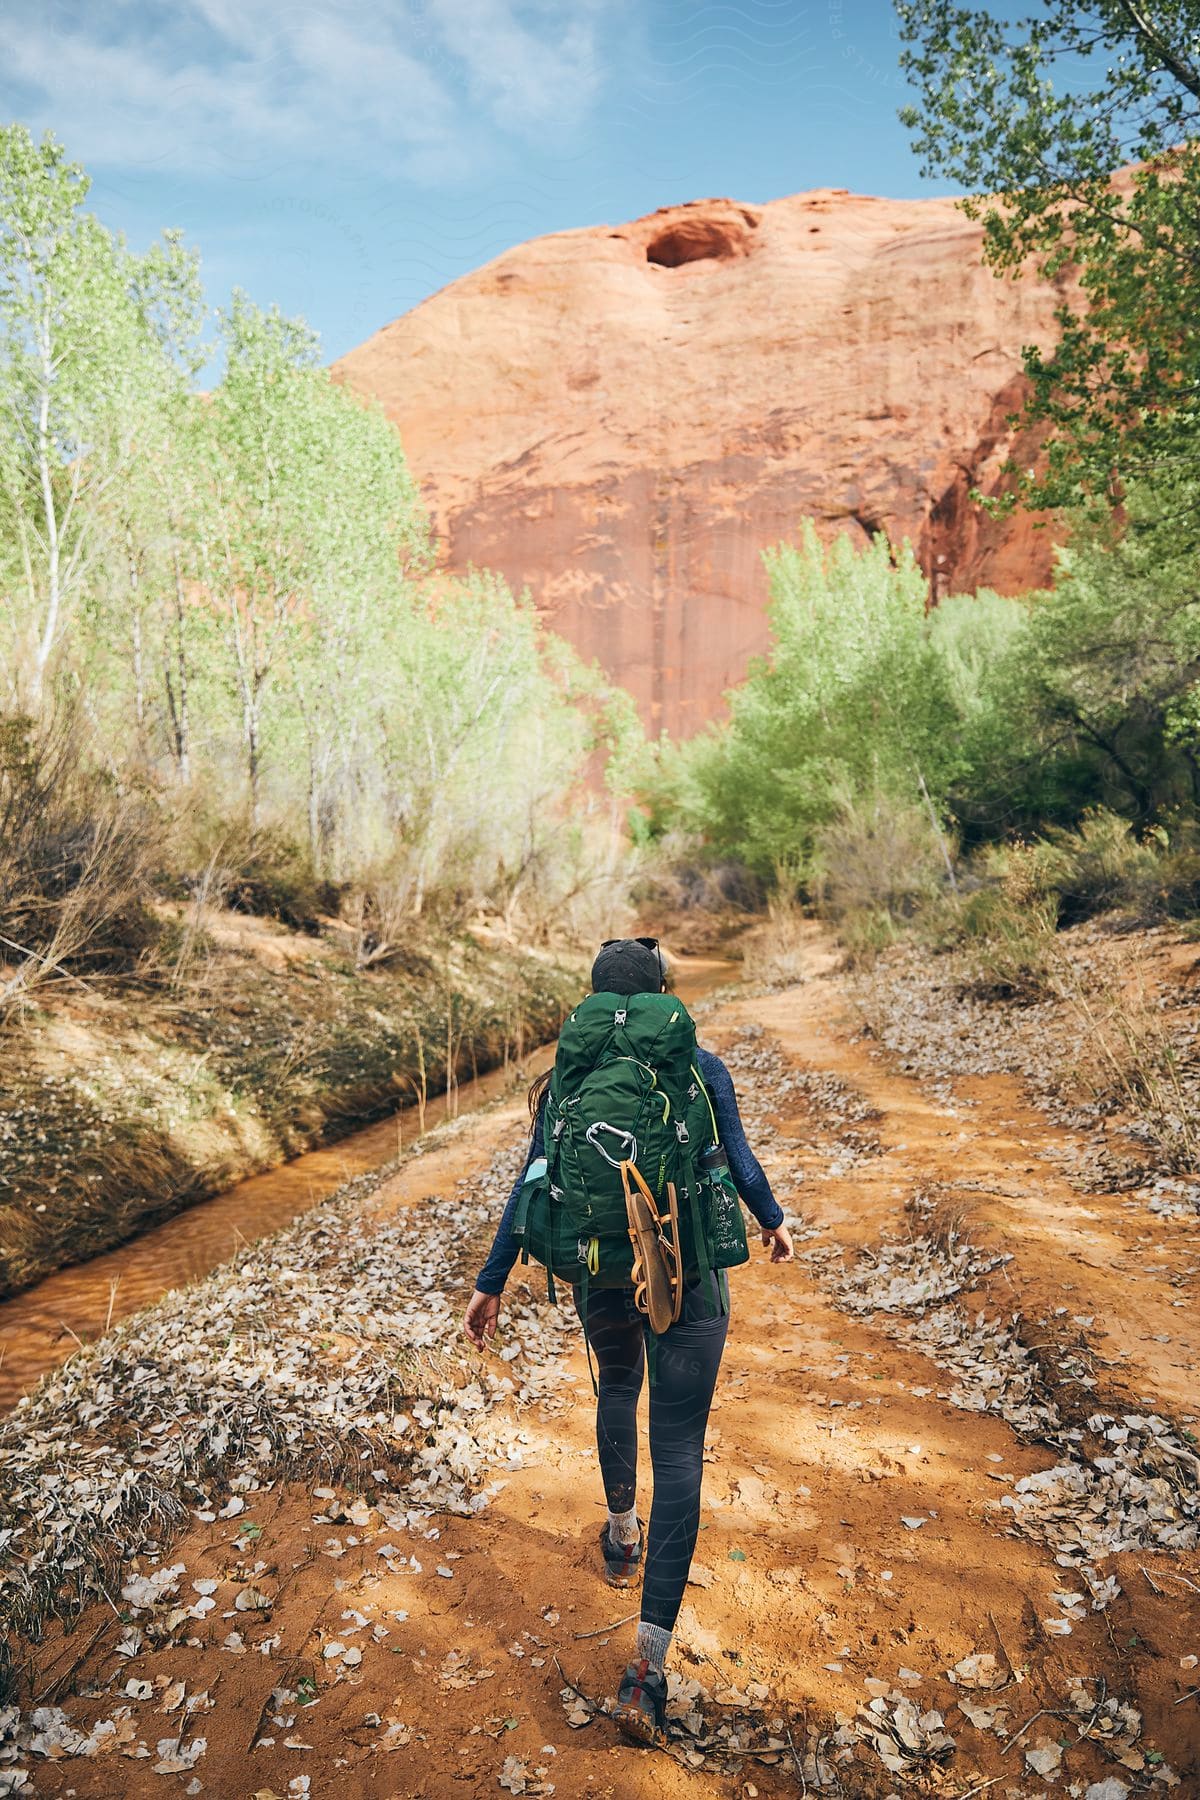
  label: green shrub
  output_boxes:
[663,524,961,879]
[935,842,1060,1001]
[1157,841,1200,917]
[1029,809,1164,924]
[1018,809,1200,926]
[836,905,902,965]
[811,794,954,924]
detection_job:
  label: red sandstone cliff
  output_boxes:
[335,189,1067,735]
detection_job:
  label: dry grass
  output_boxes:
[634,836,763,925]
[0,715,160,1026]
[740,892,820,986]
[1052,954,1200,1175]
[943,838,1199,1166]
[811,794,952,924]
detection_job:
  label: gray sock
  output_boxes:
[607,1505,639,1546]
[635,1619,672,1673]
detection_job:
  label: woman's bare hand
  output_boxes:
[761,1223,794,1263]
[464,1289,501,1349]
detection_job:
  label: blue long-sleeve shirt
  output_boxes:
[474,1045,784,1296]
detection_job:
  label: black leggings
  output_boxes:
[571,1271,729,1631]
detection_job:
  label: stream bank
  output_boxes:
[0,954,735,1414]
[0,912,581,1302]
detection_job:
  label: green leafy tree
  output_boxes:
[202,293,436,837]
[127,231,207,779]
[277,380,430,871]
[0,125,163,703]
[896,2,1200,526]
[674,524,961,878]
[927,586,1028,719]
[371,572,572,914]
[199,293,321,820]
[951,480,1200,828]
[83,231,209,775]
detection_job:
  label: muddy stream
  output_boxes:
[0,956,734,1413]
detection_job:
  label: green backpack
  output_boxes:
[510,990,750,1384]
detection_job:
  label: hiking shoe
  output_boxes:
[598,1519,644,1587]
[613,1657,667,1744]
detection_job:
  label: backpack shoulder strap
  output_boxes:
[690,1062,719,1146]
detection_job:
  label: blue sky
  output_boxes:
[3,0,961,365]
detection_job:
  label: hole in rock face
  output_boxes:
[644,215,754,267]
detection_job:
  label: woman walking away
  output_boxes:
[463,937,793,1744]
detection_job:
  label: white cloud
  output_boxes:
[423,0,608,129]
[0,0,619,180]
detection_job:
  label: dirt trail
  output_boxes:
[18,931,1200,1797]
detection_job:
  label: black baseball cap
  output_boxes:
[590,937,665,995]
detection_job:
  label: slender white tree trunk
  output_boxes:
[166,546,191,783]
[213,543,261,828]
[127,525,146,741]
[32,305,60,704]
[245,689,262,831]
[131,607,145,735]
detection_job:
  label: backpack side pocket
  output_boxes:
[700,1144,751,1270]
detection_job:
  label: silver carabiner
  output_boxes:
[585,1121,638,1169]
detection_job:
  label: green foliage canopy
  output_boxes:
[896,2,1200,524]
[665,524,961,878]
[654,499,1200,887]
[948,482,1200,830]
[0,124,194,702]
